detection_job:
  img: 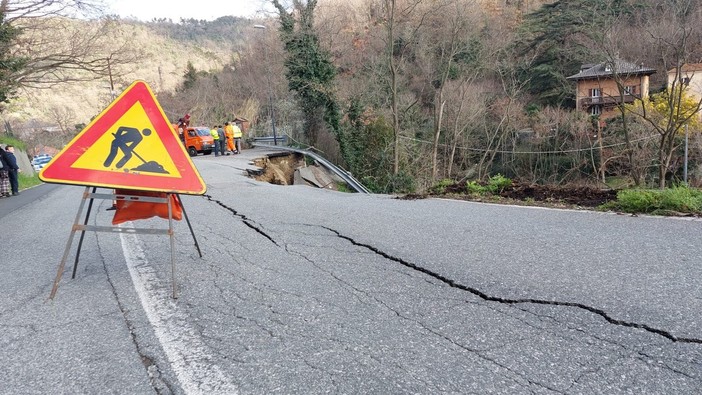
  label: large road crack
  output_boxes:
[205,194,278,246]
[286,240,562,392]
[321,226,702,345]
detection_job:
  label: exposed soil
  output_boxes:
[250,153,618,210]
[250,153,305,185]
[401,180,619,209]
[500,182,618,207]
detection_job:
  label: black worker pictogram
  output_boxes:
[103,126,169,174]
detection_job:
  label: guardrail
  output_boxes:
[250,135,288,144]
[250,144,370,194]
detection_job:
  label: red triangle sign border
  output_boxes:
[40,80,207,195]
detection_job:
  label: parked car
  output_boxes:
[32,156,52,172]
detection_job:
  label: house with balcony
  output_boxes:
[567,60,656,119]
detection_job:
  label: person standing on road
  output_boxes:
[217,125,226,156]
[210,125,221,157]
[0,147,11,197]
[232,120,243,154]
[4,145,20,196]
[224,122,235,155]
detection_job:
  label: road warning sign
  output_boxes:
[40,80,206,194]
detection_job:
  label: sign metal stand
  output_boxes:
[39,81,208,301]
[49,187,202,300]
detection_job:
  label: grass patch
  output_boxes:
[0,136,27,151]
[600,185,702,215]
[336,182,352,193]
[19,172,43,191]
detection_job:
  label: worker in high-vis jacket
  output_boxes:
[232,121,243,154]
[210,125,221,156]
[224,122,235,154]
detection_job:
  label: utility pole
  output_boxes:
[684,123,689,183]
[680,76,691,184]
[597,119,605,183]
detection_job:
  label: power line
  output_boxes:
[399,134,659,155]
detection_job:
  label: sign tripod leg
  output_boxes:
[176,194,202,258]
[49,186,91,300]
[167,193,177,299]
[50,189,189,300]
[71,186,97,279]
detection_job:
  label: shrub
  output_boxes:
[387,171,416,194]
[466,180,487,194]
[487,174,512,194]
[431,178,455,194]
[659,186,702,212]
[466,174,512,195]
[601,186,702,215]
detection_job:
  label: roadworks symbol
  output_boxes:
[103,126,168,174]
[70,101,180,177]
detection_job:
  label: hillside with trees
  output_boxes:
[2,0,702,193]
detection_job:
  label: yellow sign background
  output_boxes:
[71,102,181,178]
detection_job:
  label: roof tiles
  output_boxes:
[567,60,656,80]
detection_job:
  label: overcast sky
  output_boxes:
[105,0,272,21]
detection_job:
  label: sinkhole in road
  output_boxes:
[249,151,343,191]
[250,152,306,185]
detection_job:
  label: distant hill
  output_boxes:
[4,16,249,134]
[2,1,557,141]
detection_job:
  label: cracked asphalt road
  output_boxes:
[1,147,701,394]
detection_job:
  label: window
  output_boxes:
[196,128,211,136]
[590,105,602,116]
[624,86,636,95]
[589,88,602,103]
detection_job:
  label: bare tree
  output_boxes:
[11,17,138,87]
[628,2,702,188]
[443,79,486,178]
[380,0,429,175]
[45,103,76,135]
[386,0,401,174]
[1,1,137,100]
[415,0,482,181]
[1,0,102,21]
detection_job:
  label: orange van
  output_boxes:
[173,124,215,156]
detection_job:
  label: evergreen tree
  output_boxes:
[0,11,27,104]
[516,0,639,107]
[182,61,198,91]
[271,0,340,148]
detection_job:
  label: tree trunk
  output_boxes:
[387,0,400,176]
[448,140,457,178]
[658,133,677,189]
[597,120,605,184]
[431,98,445,181]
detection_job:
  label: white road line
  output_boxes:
[119,230,238,395]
